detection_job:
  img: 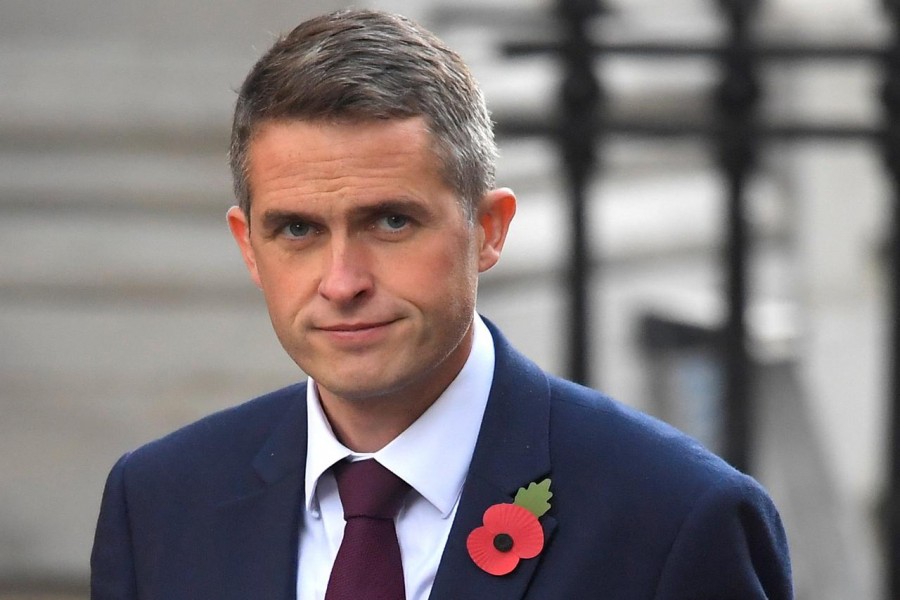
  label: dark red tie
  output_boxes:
[324,459,410,600]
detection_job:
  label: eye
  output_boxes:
[282,221,314,239]
[376,214,410,232]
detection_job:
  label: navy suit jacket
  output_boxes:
[91,322,792,599]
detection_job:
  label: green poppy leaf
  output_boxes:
[513,478,552,518]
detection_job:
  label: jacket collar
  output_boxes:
[430,319,556,600]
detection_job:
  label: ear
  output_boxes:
[476,188,517,273]
[226,206,262,289]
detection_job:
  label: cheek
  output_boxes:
[256,257,314,318]
[406,238,479,305]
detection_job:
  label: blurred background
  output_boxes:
[0,0,892,598]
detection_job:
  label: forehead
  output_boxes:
[250,117,438,170]
[246,118,451,210]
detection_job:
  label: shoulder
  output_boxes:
[114,381,307,490]
[486,317,748,498]
[542,375,786,559]
[546,374,752,499]
[541,376,791,596]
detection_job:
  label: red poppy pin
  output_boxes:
[466,478,552,576]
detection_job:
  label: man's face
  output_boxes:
[228,118,514,411]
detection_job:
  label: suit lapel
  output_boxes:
[205,387,309,600]
[430,323,556,600]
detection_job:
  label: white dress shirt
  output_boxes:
[296,315,495,600]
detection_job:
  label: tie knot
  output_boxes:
[333,459,410,520]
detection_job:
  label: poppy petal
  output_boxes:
[467,525,521,575]
[482,503,545,559]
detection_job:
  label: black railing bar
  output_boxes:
[496,118,881,141]
[504,40,886,62]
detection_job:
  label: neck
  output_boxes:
[318,390,433,453]
[317,331,474,453]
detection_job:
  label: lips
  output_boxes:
[311,319,403,347]
[316,320,396,332]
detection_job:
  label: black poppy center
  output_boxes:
[493,532,514,552]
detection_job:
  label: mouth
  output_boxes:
[317,320,397,333]
[311,318,403,347]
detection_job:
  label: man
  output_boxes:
[91,8,792,599]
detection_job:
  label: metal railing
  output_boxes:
[441,0,898,596]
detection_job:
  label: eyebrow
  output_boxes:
[259,209,314,234]
[351,199,432,221]
[259,199,431,232]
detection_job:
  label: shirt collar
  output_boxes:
[304,314,495,518]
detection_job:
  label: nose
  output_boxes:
[317,236,374,305]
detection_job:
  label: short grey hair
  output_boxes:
[229,9,498,222]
